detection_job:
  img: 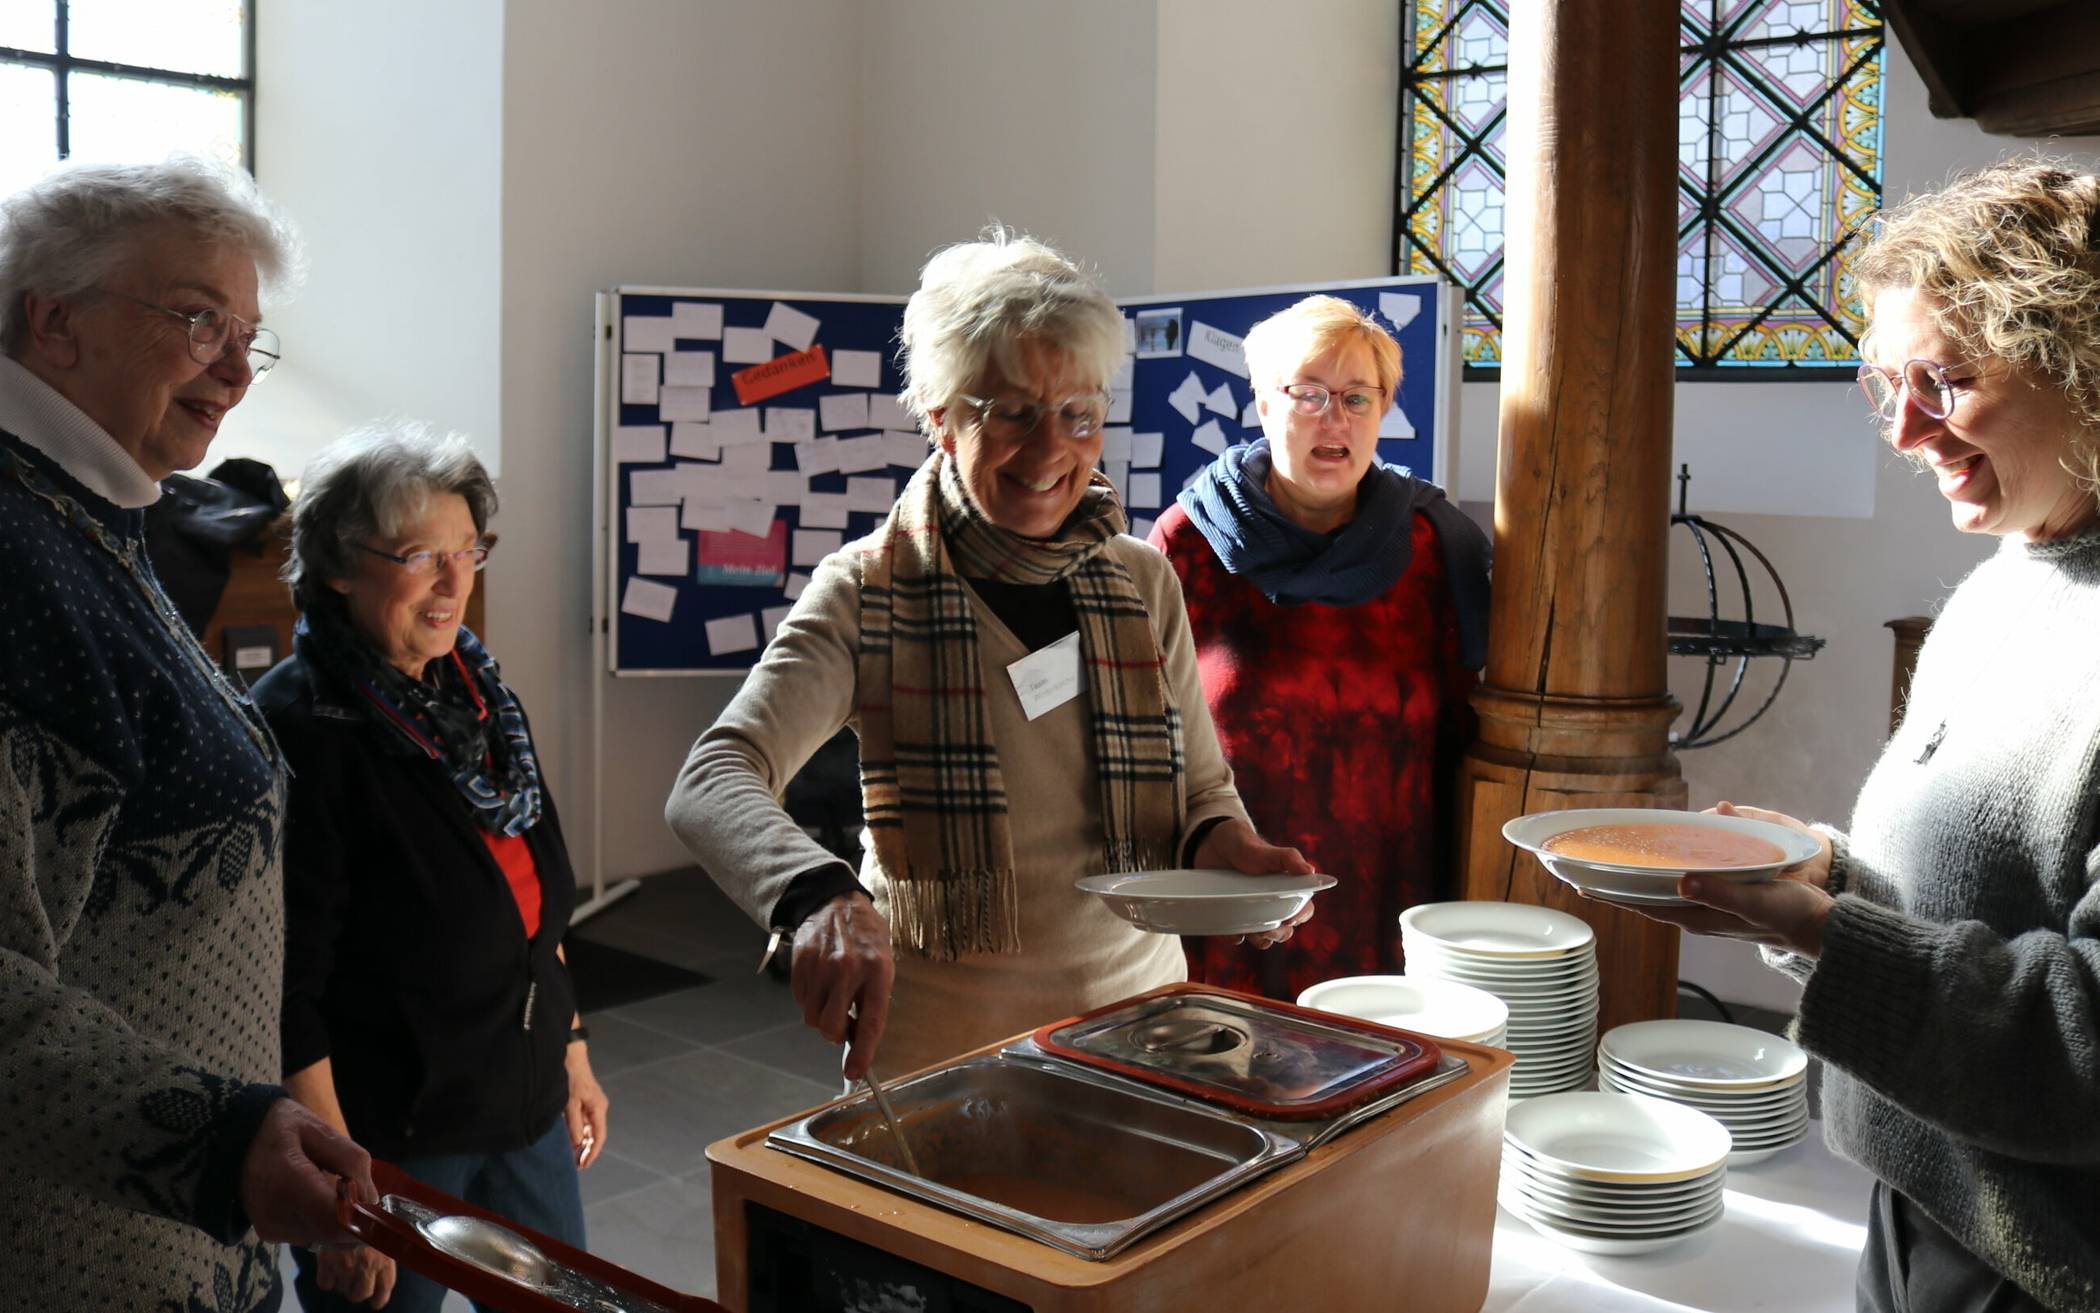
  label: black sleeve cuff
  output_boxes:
[770,861,868,932]
[1182,816,1231,867]
[197,1083,289,1244]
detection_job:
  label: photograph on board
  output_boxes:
[1134,306,1184,358]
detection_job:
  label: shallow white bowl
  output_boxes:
[1295,975,1510,1043]
[1504,1092,1732,1183]
[1502,1150,1726,1204]
[1600,1020,1808,1090]
[1501,1183,1724,1232]
[1075,869,1336,936]
[1502,807,1821,877]
[1598,1067,1808,1119]
[1399,901,1595,958]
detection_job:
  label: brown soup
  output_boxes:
[1543,822,1785,869]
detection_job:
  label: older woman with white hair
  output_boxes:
[0,158,371,1309]
[667,230,1313,1082]
[254,424,607,1313]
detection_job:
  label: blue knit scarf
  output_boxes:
[1178,438,1491,667]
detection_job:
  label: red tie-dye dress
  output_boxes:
[1149,503,1479,1002]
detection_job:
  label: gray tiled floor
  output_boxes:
[279,868,841,1308]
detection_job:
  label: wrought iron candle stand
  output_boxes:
[1669,465,1825,748]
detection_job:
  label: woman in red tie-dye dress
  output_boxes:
[1148,296,1489,1002]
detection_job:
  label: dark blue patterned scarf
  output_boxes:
[296,605,545,835]
[1178,437,1491,668]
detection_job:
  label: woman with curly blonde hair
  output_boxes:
[1625,157,2100,1313]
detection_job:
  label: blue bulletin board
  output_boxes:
[594,275,1456,674]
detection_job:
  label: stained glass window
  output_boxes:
[1398,0,1885,375]
[0,1,253,198]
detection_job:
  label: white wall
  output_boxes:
[230,1,504,478]
[494,0,864,885]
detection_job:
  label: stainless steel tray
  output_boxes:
[766,1045,1468,1260]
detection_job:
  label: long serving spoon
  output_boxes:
[860,1065,923,1179]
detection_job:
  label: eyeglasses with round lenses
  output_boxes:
[956,391,1112,442]
[356,543,492,576]
[1278,382,1385,419]
[1857,357,1960,424]
[98,288,283,379]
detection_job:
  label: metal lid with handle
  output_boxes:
[338,1160,724,1313]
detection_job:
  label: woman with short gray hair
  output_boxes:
[0,156,368,1310]
[255,423,609,1313]
[667,229,1317,1083]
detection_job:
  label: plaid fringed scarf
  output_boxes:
[856,450,1184,961]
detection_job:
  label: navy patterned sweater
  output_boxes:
[0,430,290,1312]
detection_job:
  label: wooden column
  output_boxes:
[1453,0,1686,1038]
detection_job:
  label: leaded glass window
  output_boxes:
[1398,1,1885,375]
[0,1,254,199]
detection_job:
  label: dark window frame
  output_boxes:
[1394,0,1887,383]
[1,1,258,175]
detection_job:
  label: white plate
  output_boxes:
[1404,947,1600,985]
[1399,902,1595,958]
[1295,975,1510,1043]
[1502,807,1821,877]
[1600,1020,1808,1089]
[1501,1150,1727,1205]
[1074,869,1336,936]
[1509,1204,1723,1256]
[1501,1183,1725,1232]
[1597,1058,1806,1104]
[1598,1068,1807,1119]
[1504,1092,1732,1183]
[1538,855,1698,906]
[1728,1139,1806,1167]
[1502,1189,1726,1242]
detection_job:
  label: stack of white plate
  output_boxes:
[1500,1091,1732,1255]
[1597,1019,1811,1165]
[1295,974,1509,1046]
[1399,902,1598,1097]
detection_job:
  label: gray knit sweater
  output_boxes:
[1774,525,2100,1313]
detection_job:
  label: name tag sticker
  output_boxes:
[1007,631,1086,721]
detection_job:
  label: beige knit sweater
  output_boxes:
[666,533,1250,1078]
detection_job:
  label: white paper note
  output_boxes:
[835,434,889,474]
[1379,405,1416,439]
[620,577,677,622]
[1167,371,1207,425]
[670,422,719,461]
[621,353,659,406]
[1006,631,1086,721]
[1379,291,1421,331]
[668,462,717,501]
[868,392,913,431]
[721,444,770,474]
[628,469,683,505]
[765,407,815,441]
[709,408,764,445]
[796,437,842,475]
[623,316,675,353]
[1111,356,1134,390]
[1242,398,1263,428]
[704,613,759,655]
[761,604,793,643]
[1186,321,1250,378]
[721,326,772,364]
[725,502,776,538]
[683,502,732,531]
[1127,473,1162,509]
[884,432,927,468]
[613,424,666,464]
[846,476,896,513]
[665,350,715,386]
[1104,459,1129,493]
[791,528,842,567]
[784,571,813,601]
[1132,432,1165,468]
[766,470,809,503]
[1191,419,1227,455]
[800,492,850,529]
[1204,380,1238,418]
[819,391,870,431]
[1099,427,1133,462]
[832,349,881,389]
[1131,515,1155,540]
[660,385,711,421]
[635,537,689,577]
[1108,389,1132,423]
[626,506,678,543]
[672,302,723,339]
[763,302,821,351]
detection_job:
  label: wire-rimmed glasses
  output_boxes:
[1277,382,1385,420]
[955,391,1112,441]
[1857,357,1961,423]
[97,288,282,378]
[356,543,492,576]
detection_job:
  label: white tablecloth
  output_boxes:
[1484,1122,1876,1312]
